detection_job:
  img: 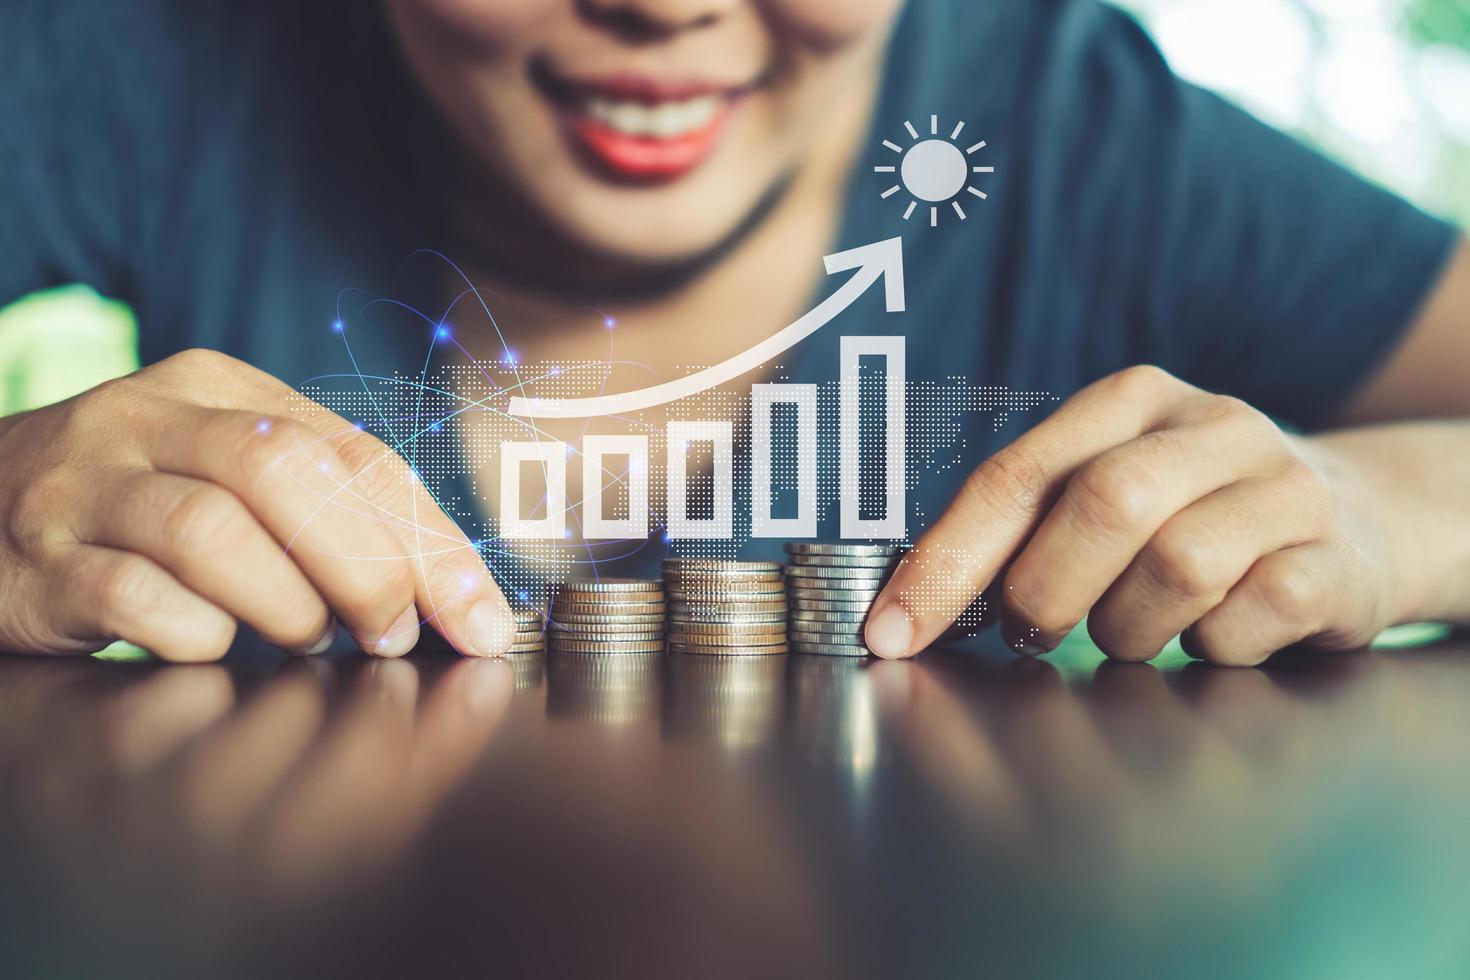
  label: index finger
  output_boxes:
[864,366,1182,659]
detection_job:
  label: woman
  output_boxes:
[0,0,1466,664]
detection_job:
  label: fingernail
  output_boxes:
[371,607,421,658]
[465,600,512,657]
[865,603,915,660]
[301,620,341,658]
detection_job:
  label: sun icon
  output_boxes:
[875,115,994,227]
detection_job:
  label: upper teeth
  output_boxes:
[584,96,721,138]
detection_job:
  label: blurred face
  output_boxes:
[386,0,903,267]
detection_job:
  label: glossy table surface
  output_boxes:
[2,631,1468,979]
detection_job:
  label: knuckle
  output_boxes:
[158,484,246,557]
[236,418,314,483]
[334,432,409,505]
[7,471,69,561]
[338,564,415,628]
[424,548,483,599]
[93,556,163,621]
[159,347,234,377]
[1145,527,1224,599]
[1106,364,1176,401]
[1253,562,1323,629]
[1001,566,1071,637]
[1204,394,1262,426]
[1069,457,1155,533]
[968,446,1051,524]
[57,379,129,440]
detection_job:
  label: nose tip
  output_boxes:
[577,0,738,33]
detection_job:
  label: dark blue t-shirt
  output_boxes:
[1,0,1459,569]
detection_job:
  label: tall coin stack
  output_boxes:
[663,559,789,656]
[784,543,905,656]
[508,604,550,654]
[547,579,667,654]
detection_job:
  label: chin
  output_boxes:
[518,153,786,271]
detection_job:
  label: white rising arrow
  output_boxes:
[505,236,906,420]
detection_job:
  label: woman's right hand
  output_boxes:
[0,348,516,662]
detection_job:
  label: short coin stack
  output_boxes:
[663,559,789,656]
[784,543,905,656]
[547,579,667,654]
[507,604,550,654]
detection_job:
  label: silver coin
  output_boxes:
[663,574,784,584]
[784,564,890,580]
[789,626,869,641]
[783,543,904,557]
[788,609,870,623]
[786,579,887,594]
[666,621,787,636]
[784,554,900,569]
[667,641,788,656]
[664,580,786,596]
[668,612,786,625]
[554,578,665,594]
[507,644,548,654]
[548,638,667,654]
[551,631,667,644]
[668,598,787,612]
[787,598,875,613]
[548,612,666,626]
[662,559,782,574]
[666,634,789,649]
[787,585,881,601]
[790,641,871,657]
[665,638,786,649]
[551,600,666,614]
[670,593,787,608]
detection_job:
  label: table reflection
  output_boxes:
[0,640,1466,978]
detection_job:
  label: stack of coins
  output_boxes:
[547,579,666,654]
[663,559,789,656]
[784,543,905,656]
[507,604,550,654]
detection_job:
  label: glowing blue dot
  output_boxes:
[353,421,365,430]
[663,532,673,544]
[470,539,482,550]
[549,367,562,377]
[429,421,442,432]
[332,320,344,332]
[517,590,529,602]
[502,350,517,365]
[563,529,572,538]
[256,420,271,433]
[436,326,451,341]
[604,317,616,329]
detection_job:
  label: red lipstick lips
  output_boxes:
[541,72,746,183]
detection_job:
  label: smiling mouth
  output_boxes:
[532,61,760,184]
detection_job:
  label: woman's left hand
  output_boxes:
[863,365,1404,665]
